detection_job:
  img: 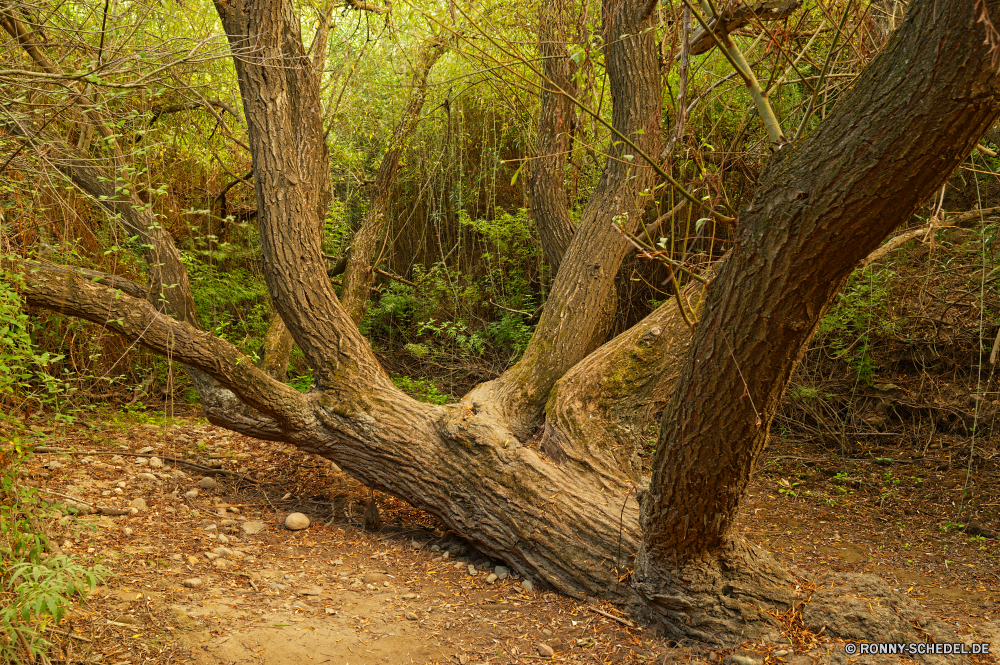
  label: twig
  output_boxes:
[44,627,92,643]
[373,267,417,287]
[585,606,637,629]
[35,488,129,515]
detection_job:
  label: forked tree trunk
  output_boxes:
[10,0,1000,648]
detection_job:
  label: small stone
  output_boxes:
[486,573,497,583]
[204,523,217,532]
[213,546,234,557]
[454,562,465,570]
[538,644,555,657]
[242,521,265,535]
[137,473,157,482]
[726,657,759,665]
[410,540,421,549]
[199,477,217,490]
[170,553,183,561]
[332,559,344,565]
[123,527,133,536]
[187,556,199,565]
[149,457,163,469]
[405,612,418,621]
[522,579,534,592]
[542,629,552,636]
[217,533,230,544]
[458,655,468,665]
[114,615,137,625]
[401,593,417,600]
[495,566,509,580]
[363,572,388,584]
[442,552,449,559]
[430,544,440,552]
[130,498,147,511]
[774,651,789,657]
[137,446,155,454]
[284,513,310,530]
[182,578,203,588]
[205,552,219,561]
[467,565,477,576]
[213,559,230,569]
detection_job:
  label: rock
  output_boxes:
[522,579,534,592]
[405,612,418,621]
[137,446,155,454]
[363,572,388,584]
[401,593,417,600]
[204,524,217,532]
[542,629,552,636]
[213,546,234,557]
[135,457,148,465]
[495,566,509,580]
[410,540,421,549]
[149,457,163,469]
[213,559,230,569]
[205,552,219,561]
[123,528,133,536]
[486,573,498,583]
[216,533,230,544]
[467,565,477,576]
[114,615,137,625]
[130,498,147,511]
[136,473,157,482]
[538,644,555,657]
[430,545,441,552]
[182,578,203,588]
[199,477,217,490]
[284,513,310,530]
[187,556,199,565]
[170,553,183,561]
[454,562,465,570]
[725,657,758,665]
[242,521,265,535]
[332,559,343,565]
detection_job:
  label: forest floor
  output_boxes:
[6,407,1000,665]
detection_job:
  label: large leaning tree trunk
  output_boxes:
[631,0,1000,643]
[9,0,1000,648]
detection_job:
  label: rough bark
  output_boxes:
[340,37,446,324]
[469,0,663,436]
[634,0,1000,642]
[530,0,578,274]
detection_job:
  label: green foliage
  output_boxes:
[0,270,75,419]
[817,266,900,383]
[182,253,272,358]
[0,442,108,664]
[391,376,454,404]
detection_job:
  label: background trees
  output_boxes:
[3,0,1000,644]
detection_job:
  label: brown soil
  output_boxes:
[7,406,1000,665]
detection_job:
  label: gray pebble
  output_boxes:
[522,579,534,592]
[182,578,202,588]
[199,477,217,490]
[405,612,418,621]
[495,566,509,580]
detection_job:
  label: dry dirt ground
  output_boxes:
[8,413,1000,665]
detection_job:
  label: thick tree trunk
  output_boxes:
[634,0,1000,642]
[339,38,446,324]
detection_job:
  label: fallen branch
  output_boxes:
[35,488,130,515]
[859,224,956,268]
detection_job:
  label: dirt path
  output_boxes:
[12,416,1000,664]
